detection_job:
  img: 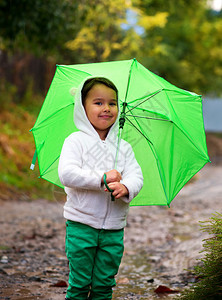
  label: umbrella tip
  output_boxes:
[30,163,35,170]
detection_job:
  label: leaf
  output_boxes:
[154,285,180,294]
[50,280,68,287]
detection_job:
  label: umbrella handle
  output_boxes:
[103,174,115,201]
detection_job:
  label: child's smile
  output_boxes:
[84,84,118,139]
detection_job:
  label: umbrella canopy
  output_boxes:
[30,58,210,206]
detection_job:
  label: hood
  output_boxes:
[73,76,120,141]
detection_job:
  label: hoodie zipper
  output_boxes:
[102,192,112,229]
[101,140,111,229]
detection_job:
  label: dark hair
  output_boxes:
[81,77,118,105]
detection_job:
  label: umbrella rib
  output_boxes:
[126,115,172,122]
[162,90,210,161]
[40,155,60,177]
[31,103,74,131]
[126,89,163,113]
[125,116,153,145]
[123,92,158,107]
[173,121,210,161]
[125,88,199,109]
[124,58,136,102]
[57,65,91,79]
[125,116,170,206]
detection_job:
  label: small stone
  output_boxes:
[116,277,129,284]
[149,256,160,262]
[1,255,8,263]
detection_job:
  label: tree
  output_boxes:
[0,0,78,57]
[178,213,222,300]
[65,0,143,62]
[131,0,222,95]
[0,0,81,99]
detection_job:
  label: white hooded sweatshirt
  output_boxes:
[58,77,143,230]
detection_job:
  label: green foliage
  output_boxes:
[177,213,222,300]
[1,0,222,95]
[0,0,78,57]
[0,102,52,200]
[0,79,17,109]
[131,0,222,95]
[65,0,139,62]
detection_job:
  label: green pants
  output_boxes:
[65,220,124,300]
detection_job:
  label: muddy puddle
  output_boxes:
[0,164,221,299]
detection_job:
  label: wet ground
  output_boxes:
[0,163,221,300]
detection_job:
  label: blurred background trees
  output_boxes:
[0,0,222,101]
[133,0,222,95]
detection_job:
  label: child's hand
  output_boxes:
[102,169,122,184]
[105,182,129,199]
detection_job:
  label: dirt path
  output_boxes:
[0,163,221,300]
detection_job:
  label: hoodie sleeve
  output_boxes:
[58,135,104,190]
[120,142,143,203]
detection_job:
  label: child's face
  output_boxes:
[84,84,118,139]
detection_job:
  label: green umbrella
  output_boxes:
[30,58,210,206]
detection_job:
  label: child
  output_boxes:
[58,77,143,300]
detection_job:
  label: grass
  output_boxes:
[176,213,222,300]
[0,101,53,201]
